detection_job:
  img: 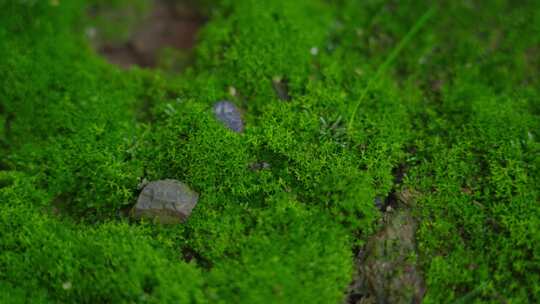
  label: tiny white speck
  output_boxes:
[229,86,237,97]
[62,281,72,290]
[310,47,319,56]
[85,27,97,39]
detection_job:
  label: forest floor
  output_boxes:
[0,0,539,303]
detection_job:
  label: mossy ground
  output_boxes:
[0,0,539,303]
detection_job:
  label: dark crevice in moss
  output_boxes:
[181,246,213,269]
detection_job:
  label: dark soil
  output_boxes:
[98,0,205,68]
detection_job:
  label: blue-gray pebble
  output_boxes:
[213,101,244,133]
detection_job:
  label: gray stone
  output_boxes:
[132,179,199,224]
[213,101,244,133]
[346,189,425,304]
[360,209,425,304]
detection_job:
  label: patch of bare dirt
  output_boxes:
[94,0,205,69]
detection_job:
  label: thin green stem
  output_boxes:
[348,6,436,131]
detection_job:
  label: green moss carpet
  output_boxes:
[0,0,538,303]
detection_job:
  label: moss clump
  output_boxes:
[1,0,539,303]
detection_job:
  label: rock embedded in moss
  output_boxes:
[351,207,424,304]
[132,179,199,224]
[347,190,425,303]
[213,101,244,133]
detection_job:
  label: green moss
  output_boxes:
[1,0,539,303]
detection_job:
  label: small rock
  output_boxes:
[132,179,199,224]
[347,190,425,304]
[357,209,424,304]
[213,101,244,133]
